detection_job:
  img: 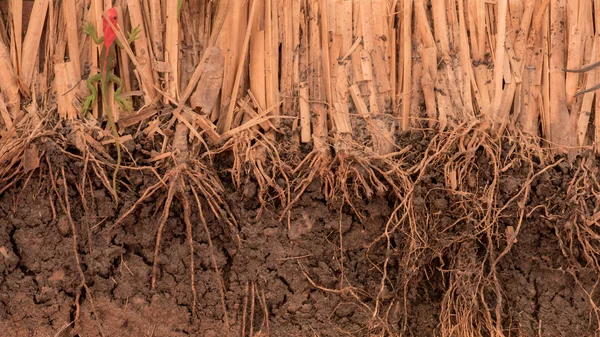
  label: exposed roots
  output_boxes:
[0,111,51,195]
[552,155,600,330]
[5,107,600,336]
[282,134,413,223]
[281,145,332,219]
[45,155,104,336]
[219,129,291,219]
[103,113,237,334]
[284,121,598,336]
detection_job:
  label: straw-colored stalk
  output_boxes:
[165,0,179,100]
[518,0,549,136]
[573,1,596,146]
[219,0,245,126]
[21,0,48,88]
[415,0,437,126]
[490,0,508,123]
[309,0,327,146]
[431,0,450,127]
[83,0,98,119]
[64,0,80,80]
[456,0,474,117]
[280,0,294,116]
[401,0,412,129]
[595,0,600,151]
[541,6,550,140]
[549,0,575,149]
[9,0,22,72]
[329,1,350,135]
[467,0,491,113]
[189,47,225,116]
[115,7,131,94]
[565,0,583,105]
[219,0,257,133]
[128,0,157,103]
[54,61,79,120]
[248,0,266,122]
[322,0,350,135]
[148,0,163,62]
[265,0,280,130]
[299,82,311,143]
[0,37,20,117]
[0,94,12,131]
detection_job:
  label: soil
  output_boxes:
[2,129,600,337]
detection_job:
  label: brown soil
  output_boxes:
[2,128,600,337]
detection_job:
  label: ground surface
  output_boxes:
[1,129,600,337]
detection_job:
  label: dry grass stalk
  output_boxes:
[330,0,352,136]
[299,82,311,143]
[597,100,600,151]
[84,0,100,119]
[127,0,157,103]
[167,0,229,124]
[292,0,301,115]
[0,5,8,46]
[264,0,280,130]
[490,0,508,123]
[351,0,364,85]
[54,61,79,120]
[467,0,491,113]
[518,0,548,136]
[148,0,162,64]
[4,0,600,155]
[0,36,20,117]
[358,0,383,120]
[190,50,224,122]
[280,0,294,116]
[165,0,179,100]
[249,0,266,117]
[179,1,199,91]
[549,0,577,151]
[570,0,598,147]
[9,0,22,72]
[430,0,452,129]
[64,0,80,80]
[318,0,335,133]
[218,0,245,131]
[456,0,474,117]
[98,2,114,109]
[21,0,48,88]
[491,0,536,134]
[219,0,257,133]
[595,0,600,152]
[415,0,436,126]
[0,94,12,131]
[576,36,597,146]
[565,0,584,105]
[115,6,132,94]
[401,0,412,129]
[308,0,327,148]
[541,5,551,141]
[238,98,273,131]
